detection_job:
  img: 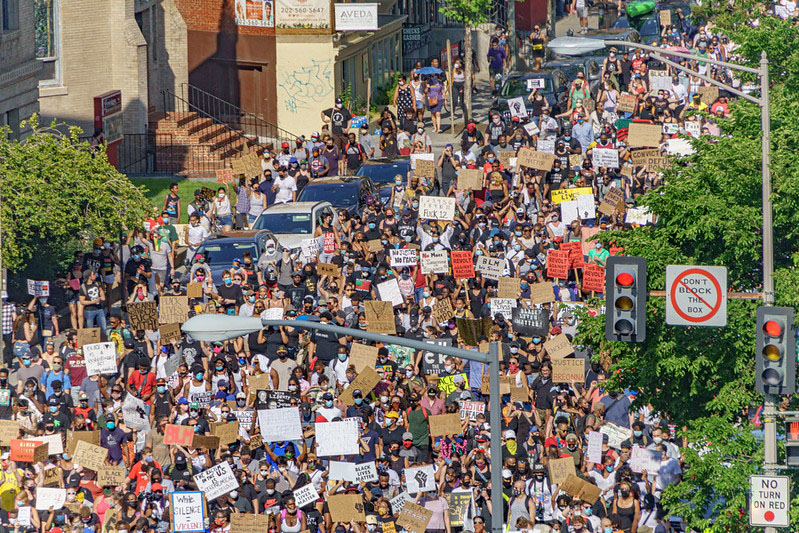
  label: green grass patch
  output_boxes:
[130,178,239,222]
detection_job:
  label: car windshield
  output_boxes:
[501,77,553,98]
[198,242,258,265]
[252,213,313,234]
[297,183,359,206]
[356,161,410,184]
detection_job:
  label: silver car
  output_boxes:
[250,201,337,253]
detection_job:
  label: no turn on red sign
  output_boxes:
[750,475,790,527]
[665,265,727,327]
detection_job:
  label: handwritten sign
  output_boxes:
[598,187,625,215]
[390,249,418,268]
[432,298,454,324]
[159,296,188,324]
[365,300,395,335]
[544,333,573,359]
[551,187,593,204]
[316,419,359,457]
[193,461,239,500]
[81,342,117,376]
[517,147,555,171]
[128,301,158,331]
[66,430,99,455]
[530,282,555,305]
[171,491,205,532]
[587,431,603,464]
[497,277,520,299]
[420,250,448,274]
[627,123,663,148]
[377,278,404,307]
[216,169,234,183]
[476,256,504,280]
[317,262,340,277]
[552,358,585,383]
[35,487,66,510]
[97,465,128,486]
[349,343,378,373]
[560,474,602,504]
[396,501,433,533]
[73,440,107,471]
[548,457,577,485]
[76,328,101,348]
[418,196,456,221]
[159,322,182,344]
[592,147,619,169]
[617,93,637,113]
[339,367,381,405]
[698,85,719,104]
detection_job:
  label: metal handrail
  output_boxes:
[178,83,302,148]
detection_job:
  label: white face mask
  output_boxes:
[218,192,226,199]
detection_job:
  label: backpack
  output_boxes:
[406,406,429,421]
[346,142,365,162]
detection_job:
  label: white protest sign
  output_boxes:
[261,307,284,320]
[27,280,50,297]
[587,431,603,464]
[507,97,528,119]
[459,401,486,421]
[490,298,516,321]
[300,237,323,258]
[475,256,504,280]
[625,207,653,226]
[526,78,546,90]
[17,506,31,527]
[685,121,701,138]
[293,483,320,508]
[329,461,358,481]
[390,249,418,268]
[662,123,680,134]
[35,487,66,510]
[648,70,672,91]
[377,278,404,307]
[630,446,662,473]
[418,196,456,221]
[171,491,205,532]
[29,434,63,455]
[420,250,448,274]
[354,461,379,483]
[537,139,555,154]
[192,461,239,500]
[316,419,359,457]
[592,147,619,169]
[404,464,436,493]
[523,122,540,136]
[82,342,118,376]
[577,194,595,220]
[257,407,303,442]
[560,200,579,225]
[666,138,695,156]
[122,393,150,431]
[390,492,413,514]
[599,422,631,449]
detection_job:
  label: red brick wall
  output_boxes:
[173,0,275,35]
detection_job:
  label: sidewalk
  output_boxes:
[427,79,495,152]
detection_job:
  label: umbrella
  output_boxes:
[546,36,606,56]
[415,67,443,75]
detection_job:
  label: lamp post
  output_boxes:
[182,314,507,533]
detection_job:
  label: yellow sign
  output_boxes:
[551,187,593,204]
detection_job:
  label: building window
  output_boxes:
[35,0,59,83]
[2,0,19,30]
[5,109,20,141]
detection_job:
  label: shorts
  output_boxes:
[235,212,248,229]
[490,67,503,77]
[415,99,424,110]
[578,6,588,17]
[218,215,233,227]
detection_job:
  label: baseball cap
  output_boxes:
[178,397,189,405]
[236,392,246,400]
[402,432,413,440]
[502,469,513,479]
[281,142,289,148]
[504,430,516,439]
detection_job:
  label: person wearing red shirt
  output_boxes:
[127,354,156,405]
[128,446,163,495]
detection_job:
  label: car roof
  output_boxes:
[584,28,640,40]
[508,68,562,80]
[304,176,365,184]
[261,201,330,213]
[205,230,271,243]
[360,157,410,165]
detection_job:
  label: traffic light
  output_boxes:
[755,306,795,395]
[605,256,647,342]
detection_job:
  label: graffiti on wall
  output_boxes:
[277,58,334,114]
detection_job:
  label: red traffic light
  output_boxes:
[764,320,782,337]
[616,272,635,287]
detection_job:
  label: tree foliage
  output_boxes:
[572,6,799,530]
[0,115,150,293]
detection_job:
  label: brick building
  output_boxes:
[1,0,40,139]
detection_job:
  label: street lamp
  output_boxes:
[182,314,507,533]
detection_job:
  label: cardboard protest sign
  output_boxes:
[551,187,593,204]
[598,187,625,215]
[377,278,404,307]
[544,333,574,359]
[450,250,475,278]
[447,490,473,528]
[698,85,719,104]
[459,401,486,421]
[328,493,366,523]
[29,434,63,455]
[560,474,602,503]
[83,342,117,376]
[159,296,188,324]
[190,434,220,450]
[349,343,378,372]
[627,123,663,148]
[497,277,520,299]
[258,407,303,442]
[552,358,586,383]
[592,147,620,168]
[456,168,484,191]
[617,93,637,113]
[128,301,158,331]
[231,157,247,176]
[418,196,456,221]
[316,419,359,456]
[517,147,556,171]
[429,413,463,437]
[497,150,515,169]
[293,484,320,509]
[548,457,577,486]
[0,421,20,446]
[216,169,234,183]
[659,9,671,26]
[432,298,454,324]
[339,367,381,405]
[34,487,65,510]
[365,300,396,334]
[420,250,448,274]
[159,322,182,344]
[211,421,240,445]
[404,465,436,493]
[630,446,663,473]
[587,431,604,464]
[512,307,549,337]
[547,250,569,279]
[194,461,239,500]
[396,501,433,533]
[66,430,99,455]
[73,440,107,471]
[631,148,671,171]
[10,440,48,463]
[390,249,418,268]
[475,256,504,280]
[415,159,436,178]
[42,467,63,488]
[530,282,555,305]
[97,465,128,486]
[456,317,492,347]
[171,491,205,532]
[27,280,50,297]
[316,262,340,277]
[568,154,584,169]
[76,328,101,348]
[583,264,606,293]
[164,424,195,446]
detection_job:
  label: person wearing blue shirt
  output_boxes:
[42,358,71,398]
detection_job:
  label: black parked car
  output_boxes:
[490,68,570,123]
[296,176,381,215]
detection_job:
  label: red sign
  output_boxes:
[560,241,584,269]
[10,440,47,463]
[582,264,605,293]
[163,424,194,446]
[451,251,475,278]
[547,250,570,280]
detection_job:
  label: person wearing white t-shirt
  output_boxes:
[272,169,297,204]
[185,213,210,253]
[648,444,682,498]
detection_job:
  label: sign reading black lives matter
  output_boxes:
[512,307,550,337]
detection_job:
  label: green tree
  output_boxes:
[572,5,799,530]
[0,115,150,294]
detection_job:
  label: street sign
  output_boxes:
[750,475,790,527]
[665,265,727,326]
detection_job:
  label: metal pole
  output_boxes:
[447,39,455,136]
[488,341,504,533]
[507,0,517,71]
[601,40,760,74]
